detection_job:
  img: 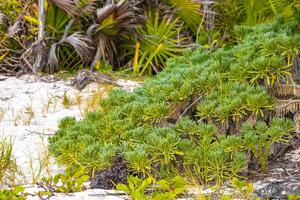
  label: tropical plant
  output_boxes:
[0,2,28,73]
[87,0,139,70]
[49,19,297,188]
[38,167,89,193]
[134,12,186,75]
[242,118,293,173]
[196,83,274,124]
[116,175,153,200]
[215,0,300,38]
[0,0,208,74]
[116,175,186,200]
[0,186,26,200]
[162,0,203,33]
[0,0,24,21]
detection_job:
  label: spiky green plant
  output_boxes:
[242,118,293,173]
[215,0,300,38]
[49,19,297,186]
[134,12,186,75]
[162,0,203,33]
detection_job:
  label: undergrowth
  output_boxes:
[0,136,22,187]
[0,186,26,200]
[116,175,186,200]
[49,19,298,186]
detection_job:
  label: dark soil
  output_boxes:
[90,156,129,190]
[251,132,300,199]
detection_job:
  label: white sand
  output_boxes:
[0,75,139,199]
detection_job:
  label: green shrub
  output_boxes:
[49,19,297,185]
[38,167,89,193]
[0,186,26,200]
[242,118,293,173]
[116,175,186,200]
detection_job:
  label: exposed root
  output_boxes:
[72,69,120,90]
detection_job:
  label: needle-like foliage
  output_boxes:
[49,19,298,185]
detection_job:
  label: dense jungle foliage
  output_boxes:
[1,0,300,75]
[49,18,299,186]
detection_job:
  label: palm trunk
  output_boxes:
[204,1,215,30]
[203,0,215,45]
[33,0,45,74]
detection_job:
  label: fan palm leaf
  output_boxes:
[50,0,77,16]
[88,0,139,68]
[0,13,9,30]
[51,0,100,16]
[135,12,186,75]
[163,0,204,33]
[48,32,94,73]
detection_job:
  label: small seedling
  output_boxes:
[75,93,84,115]
[25,137,54,184]
[38,167,89,193]
[42,95,54,115]
[75,93,82,107]
[0,136,22,186]
[62,92,72,109]
[11,108,21,126]
[24,105,34,125]
[84,85,112,113]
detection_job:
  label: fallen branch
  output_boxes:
[72,69,121,90]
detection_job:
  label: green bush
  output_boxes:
[38,167,89,193]
[49,19,297,185]
[0,186,26,200]
[116,175,186,200]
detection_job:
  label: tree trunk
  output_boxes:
[203,0,215,31]
[203,0,215,45]
[33,0,46,74]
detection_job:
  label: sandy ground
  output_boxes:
[25,186,127,200]
[0,75,139,199]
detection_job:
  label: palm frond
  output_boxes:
[47,33,94,73]
[267,0,294,17]
[136,12,187,74]
[163,0,205,32]
[61,32,94,63]
[46,3,71,39]
[96,4,116,24]
[89,1,139,68]
[7,20,23,37]
[48,43,60,73]
[51,0,77,16]
[81,0,101,15]
[0,13,9,29]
